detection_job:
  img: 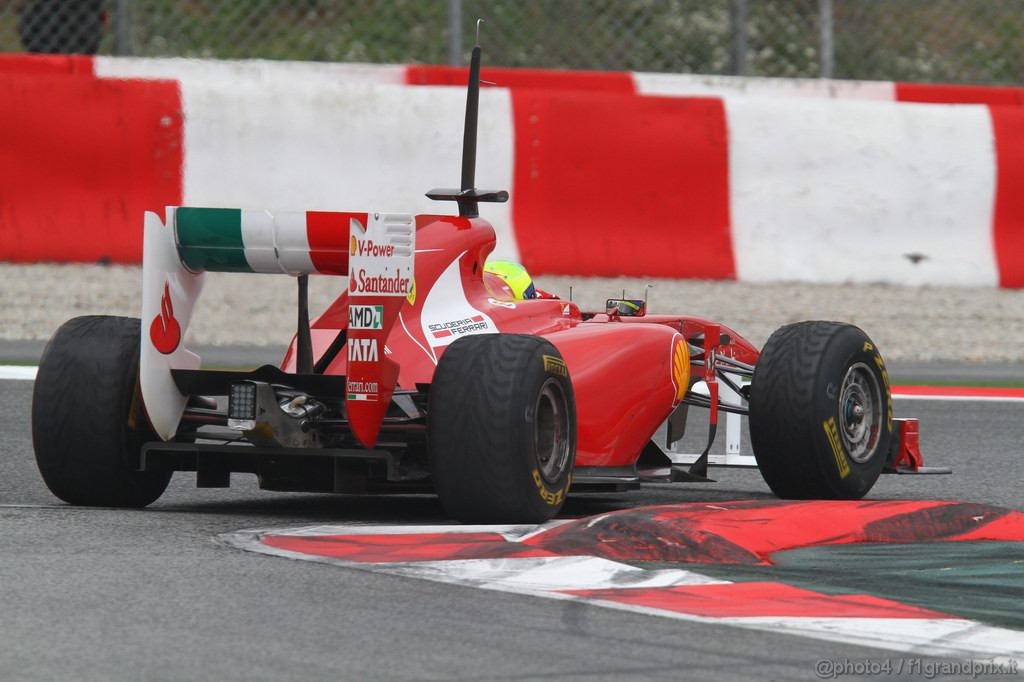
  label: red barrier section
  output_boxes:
[989,106,1024,288]
[406,65,634,92]
[510,91,734,278]
[0,60,182,263]
[896,82,1024,106]
[0,53,94,77]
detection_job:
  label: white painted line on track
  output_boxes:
[6,363,1022,402]
[895,394,1024,403]
[9,360,1024,403]
[0,365,37,380]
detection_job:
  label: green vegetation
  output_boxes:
[1,0,1021,84]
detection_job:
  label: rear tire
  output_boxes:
[749,321,892,499]
[429,334,576,524]
[32,316,171,507]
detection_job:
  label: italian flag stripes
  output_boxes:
[174,207,366,275]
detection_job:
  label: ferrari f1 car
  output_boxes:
[31,37,945,524]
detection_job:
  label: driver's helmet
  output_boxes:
[612,300,642,316]
[483,260,536,300]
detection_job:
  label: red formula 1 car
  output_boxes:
[31,40,943,523]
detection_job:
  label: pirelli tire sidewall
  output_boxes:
[428,334,577,524]
[750,322,893,500]
[516,345,577,512]
[31,315,171,507]
[815,329,892,497]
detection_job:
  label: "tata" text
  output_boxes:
[348,338,379,362]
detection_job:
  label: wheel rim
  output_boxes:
[534,378,571,483]
[838,362,882,463]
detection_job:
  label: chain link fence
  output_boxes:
[1,0,1022,84]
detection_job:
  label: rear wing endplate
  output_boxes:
[140,207,414,443]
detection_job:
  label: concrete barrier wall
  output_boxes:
[2,55,1021,287]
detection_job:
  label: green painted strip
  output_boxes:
[645,542,1024,631]
[176,207,251,273]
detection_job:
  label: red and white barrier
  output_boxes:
[1,54,1021,287]
[0,54,181,263]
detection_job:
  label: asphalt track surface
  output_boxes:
[1,371,1021,681]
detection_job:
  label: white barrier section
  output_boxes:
[96,57,407,87]
[634,72,897,101]
[93,57,1005,285]
[726,97,998,286]
[95,58,521,263]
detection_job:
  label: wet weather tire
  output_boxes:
[32,316,171,507]
[429,334,577,524]
[749,321,892,500]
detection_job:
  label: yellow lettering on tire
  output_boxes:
[823,417,851,479]
[542,355,568,377]
[532,468,567,506]
[873,354,893,433]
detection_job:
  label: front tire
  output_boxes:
[429,334,577,524]
[32,316,171,507]
[749,321,892,499]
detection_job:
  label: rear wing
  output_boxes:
[140,207,414,444]
[141,20,500,445]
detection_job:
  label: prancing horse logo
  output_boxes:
[150,282,181,354]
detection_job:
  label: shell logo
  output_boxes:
[670,335,690,405]
[349,235,357,256]
[149,281,181,355]
[406,278,417,306]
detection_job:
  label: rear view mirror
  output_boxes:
[606,299,646,317]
